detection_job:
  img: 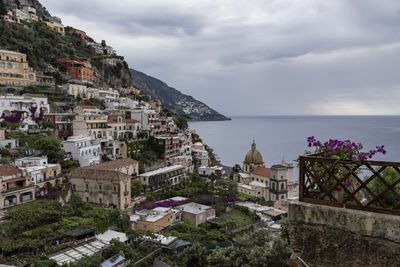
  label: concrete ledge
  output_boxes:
[289,201,400,267]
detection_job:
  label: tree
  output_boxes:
[0,0,8,16]
[179,244,208,267]
[174,115,189,131]
[131,180,142,196]
[369,167,400,207]
[34,136,64,163]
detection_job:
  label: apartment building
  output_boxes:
[0,164,35,209]
[0,50,36,86]
[0,94,50,120]
[43,113,74,140]
[62,136,101,167]
[139,165,186,192]
[63,83,91,99]
[73,113,111,142]
[107,114,140,140]
[45,17,65,35]
[152,135,181,159]
[60,59,93,82]
[70,168,131,209]
[131,109,159,132]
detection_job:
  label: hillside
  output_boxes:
[0,0,132,89]
[130,69,229,121]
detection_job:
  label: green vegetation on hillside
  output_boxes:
[0,21,92,69]
[0,196,130,265]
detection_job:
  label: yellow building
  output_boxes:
[0,50,36,86]
[45,21,65,35]
[130,207,180,233]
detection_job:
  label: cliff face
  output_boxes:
[130,69,229,121]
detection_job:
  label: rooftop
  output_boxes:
[0,165,22,177]
[252,166,271,178]
[139,165,184,177]
[70,168,131,181]
[96,230,128,244]
[86,158,138,171]
[177,202,213,215]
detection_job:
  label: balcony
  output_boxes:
[299,155,400,215]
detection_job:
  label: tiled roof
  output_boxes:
[86,159,138,171]
[70,168,131,181]
[252,166,271,178]
[0,165,22,177]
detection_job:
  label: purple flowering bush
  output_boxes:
[305,136,387,204]
[307,136,386,161]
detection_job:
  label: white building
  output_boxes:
[89,88,120,102]
[198,166,225,178]
[131,109,159,132]
[63,83,91,99]
[62,136,101,167]
[15,156,48,167]
[0,94,50,119]
[192,142,209,167]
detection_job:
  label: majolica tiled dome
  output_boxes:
[244,142,264,165]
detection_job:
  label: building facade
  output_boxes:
[0,165,35,209]
[139,165,186,192]
[60,59,93,82]
[70,168,131,209]
[0,94,50,120]
[62,136,101,167]
[0,50,36,86]
[43,113,74,140]
[177,202,216,226]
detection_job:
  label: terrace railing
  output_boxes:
[299,155,400,216]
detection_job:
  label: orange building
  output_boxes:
[60,59,93,83]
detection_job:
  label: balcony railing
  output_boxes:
[299,155,400,216]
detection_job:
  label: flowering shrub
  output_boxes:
[307,136,386,161]
[305,137,388,205]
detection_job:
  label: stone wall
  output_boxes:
[288,201,400,267]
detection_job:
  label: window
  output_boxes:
[281,183,285,190]
[113,185,117,192]
[98,184,102,191]
[86,197,89,202]
[73,184,76,190]
[99,198,102,204]
[85,184,89,190]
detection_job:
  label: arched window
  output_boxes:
[281,183,285,190]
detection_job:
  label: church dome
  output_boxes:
[244,142,264,165]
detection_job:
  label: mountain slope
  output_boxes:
[130,69,229,121]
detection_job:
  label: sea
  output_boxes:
[189,116,400,168]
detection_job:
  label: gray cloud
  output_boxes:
[40,0,400,115]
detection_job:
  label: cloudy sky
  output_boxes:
[41,0,400,116]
